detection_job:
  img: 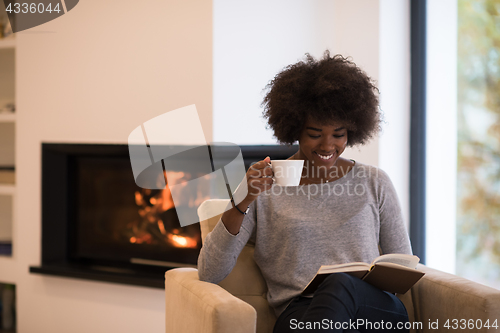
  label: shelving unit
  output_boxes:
[0,282,16,332]
[0,32,16,261]
[0,5,17,332]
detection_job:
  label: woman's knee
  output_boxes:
[317,273,359,293]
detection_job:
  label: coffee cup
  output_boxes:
[270,160,304,186]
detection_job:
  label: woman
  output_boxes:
[198,52,412,332]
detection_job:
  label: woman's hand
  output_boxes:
[220,157,274,235]
[245,156,274,203]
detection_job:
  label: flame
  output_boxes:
[129,169,206,249]
[134,191,144,206]
[167,234,198,248]
[161,185,175,212]
[158,219,167,235]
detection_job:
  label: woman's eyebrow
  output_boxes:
[306,126,345,131]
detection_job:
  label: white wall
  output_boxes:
[213,0,336,146]
[13,0,212,332]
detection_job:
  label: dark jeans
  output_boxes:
[273,273,409,333]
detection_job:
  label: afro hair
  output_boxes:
[262,51,381,147]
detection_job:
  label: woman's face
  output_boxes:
[296,118,348,168]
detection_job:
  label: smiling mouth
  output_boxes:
[315,152,335,160]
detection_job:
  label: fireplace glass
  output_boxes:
[71,155,201,266]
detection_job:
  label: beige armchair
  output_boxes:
[165,199,500,333]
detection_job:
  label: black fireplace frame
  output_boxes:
[30,143,298,288]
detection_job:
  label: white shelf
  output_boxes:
[0,38,15,49]
[0,185,15,195]
[0,113,15,122]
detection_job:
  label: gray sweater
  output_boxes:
[197,162,412,316]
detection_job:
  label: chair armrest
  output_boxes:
[165,268,257,333]
[412,264,500,329]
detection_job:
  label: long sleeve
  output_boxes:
[197,204,256,284]
[377,169,413,255]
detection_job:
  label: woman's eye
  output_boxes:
[308,134,345,139]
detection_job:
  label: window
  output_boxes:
[456,0,500,289]
[426,0,500,289]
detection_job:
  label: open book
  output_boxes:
[302,254,425,295]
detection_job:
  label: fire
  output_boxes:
[167,234,198,248]
[158,219,167,235]
[134,191,144,206]
[128,170,205,249]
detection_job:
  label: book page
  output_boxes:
[318,262,370,274]
[371,254,419,269]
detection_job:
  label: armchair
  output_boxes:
[165,199,500,333]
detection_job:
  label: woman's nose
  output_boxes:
[320,136,335,150]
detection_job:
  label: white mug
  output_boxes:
[271,160,304,186]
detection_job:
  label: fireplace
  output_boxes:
[30,143,297,288]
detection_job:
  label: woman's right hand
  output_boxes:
[220,156,274,236]
[245,156,274,203]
